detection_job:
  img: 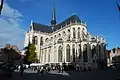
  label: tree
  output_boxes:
[28,44,38,63]
[23,43,38,64]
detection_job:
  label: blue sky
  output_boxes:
[0,0,120,50]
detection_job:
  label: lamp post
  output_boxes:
[0,0,4,15]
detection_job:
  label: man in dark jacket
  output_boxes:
[20,63,24,76]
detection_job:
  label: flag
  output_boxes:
[116,0,120,12]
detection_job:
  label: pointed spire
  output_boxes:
[30,20,33,31]
[52,3,56,21]
[51,2,56,28]
[30,20,33,26]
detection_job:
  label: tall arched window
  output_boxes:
[83,44,88,62]
[58,46,62,62]
[79,44,81,59]
[66,44,70,62]
[72,44,75,62]
[40,37,43,45]
[73,28,76,39]
[78,27,80,38]
[99,45,101,58]
[91,45,96,58]
[68,29,70,41]
[32,36,38,45]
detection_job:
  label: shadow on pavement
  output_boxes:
[0,68,120,80]
[8,71,71,80]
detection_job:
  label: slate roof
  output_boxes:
[32,22,52,33]
[32,14,82,33]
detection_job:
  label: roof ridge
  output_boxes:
[33,22,50,27]
[56,14,80,27]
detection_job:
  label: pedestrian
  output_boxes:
[58,64,61,73]
[20,64,24,76]
[61,65,64,73]
[76,64,79,71]
[40,66,44,74]
[37,67,40,74]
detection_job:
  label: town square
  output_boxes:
[0,0,120,80]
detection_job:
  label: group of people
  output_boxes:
[27,63,65,74]
[36,65,51,74]
[56,64,64,73]
[76,64,91,72]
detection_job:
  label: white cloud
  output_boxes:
[0,2,25,50]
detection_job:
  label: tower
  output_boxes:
[51,3,56,28]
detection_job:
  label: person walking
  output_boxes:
[20,64,24,76]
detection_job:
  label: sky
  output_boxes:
[0,0,120,50]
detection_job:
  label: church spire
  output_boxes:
[51,3,56,28]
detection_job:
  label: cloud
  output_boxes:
[0,2,25,50]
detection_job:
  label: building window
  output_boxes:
[68,29,70,41]
[79,44,81,59]
[66,44,70,62]
[32,36,38,45]
[57,38,63,43]
[73,28,76,39]
[72,44,75,62]
[91,45,96,58]
[58,45,62,62]
[40,37,43,45]
[99,45,101,58]
[58,33,61,37]
[78,27,80,38]
[83,44,88,62]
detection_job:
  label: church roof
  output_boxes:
[55,14,81,30]
[32,22,52,33]
[32,14,82,33]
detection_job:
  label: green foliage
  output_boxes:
[24,43,38,64]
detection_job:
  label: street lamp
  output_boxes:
[0,0,3,15]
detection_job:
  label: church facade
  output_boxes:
[24,6,106,69]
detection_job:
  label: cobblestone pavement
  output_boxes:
[1,68,120,80]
